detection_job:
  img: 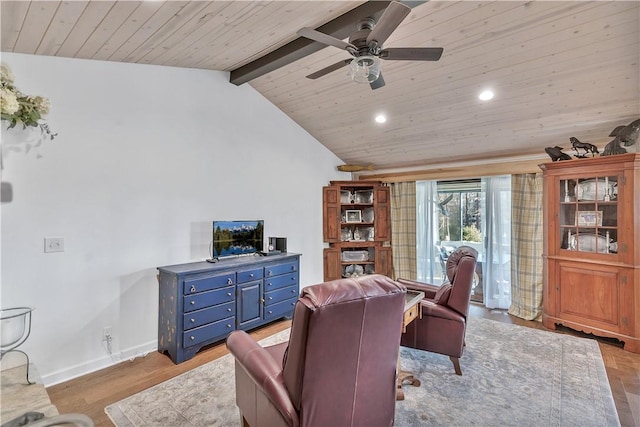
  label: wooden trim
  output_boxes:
[539,152,639,172]
[356,157,547,182]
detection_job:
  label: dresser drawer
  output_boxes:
[237,268,263,284]
[264,272,298,291]
[183,316,234,348]
[183,301,235,330]
[184,273,235,295]
[264,297,297,321]
[184,286,234,313]
[265,261,298,278]
[264,285,298,306]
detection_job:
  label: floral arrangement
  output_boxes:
[1,63,56,140]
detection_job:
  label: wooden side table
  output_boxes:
[397,290,424,400]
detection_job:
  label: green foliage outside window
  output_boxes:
[463,225,482,242]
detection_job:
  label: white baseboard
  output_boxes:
[42,340,158,387]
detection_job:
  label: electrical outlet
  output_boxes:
[103,326,113,342]
[44,237,64,253]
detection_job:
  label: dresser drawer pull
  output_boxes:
[227,324,232,328]
[227,308,232,312]
[291,277,295,281]
[190,285,196,293]
[268,310,273,315]
[190,336,195,341]
[267,282,272,287]
[190,301,195,305]
[227,278,233,285]
[268,296,273,300]
[249,273,254,278]
[291,266,295,271]
[291,289,296,293]
[227,292,232,297]
[267,270,273,276]
[190,318,195,323]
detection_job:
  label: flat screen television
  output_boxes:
[212,220,264,258]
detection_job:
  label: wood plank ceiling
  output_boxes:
[2,1,638,173]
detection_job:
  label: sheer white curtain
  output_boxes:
[481,175,512,309]
[416,180,441,284]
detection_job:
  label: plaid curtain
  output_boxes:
[390,182,417,280]
[509,173,544,320]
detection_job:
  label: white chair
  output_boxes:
[1,307,34,384]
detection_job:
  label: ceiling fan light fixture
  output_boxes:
[349,56,381,84]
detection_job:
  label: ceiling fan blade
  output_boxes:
[297,27,356,52]
[366,1,411,46]
[306,59,352,79]
[379,47,444,61]
[370,72,386,90]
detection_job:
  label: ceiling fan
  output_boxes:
[297,1,443,90]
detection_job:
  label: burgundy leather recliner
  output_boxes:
[226,274,406,427]
[397,245,478,375]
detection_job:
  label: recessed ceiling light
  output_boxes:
[478,89,494,101]
[375,114,387,123]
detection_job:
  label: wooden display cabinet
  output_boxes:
[323,181,392,281]
[540,153,639,353]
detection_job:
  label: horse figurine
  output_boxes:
[569,137,599,158]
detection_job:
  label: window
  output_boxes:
[417,176,511,308]
[436,179,483,301]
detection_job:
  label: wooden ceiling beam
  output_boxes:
[355,157,548,183]
[229,1,428,85]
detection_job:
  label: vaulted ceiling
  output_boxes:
[2,1,638,173]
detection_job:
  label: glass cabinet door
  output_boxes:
[559,175,618,254]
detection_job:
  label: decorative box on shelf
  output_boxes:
[342,250,369,262]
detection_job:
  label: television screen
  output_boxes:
[212,220,264,258]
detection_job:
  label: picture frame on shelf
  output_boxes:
[345,210,362,223]
[576,210,602,227]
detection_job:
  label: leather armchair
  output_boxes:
[226,274,406,427]
[397,245,478,375]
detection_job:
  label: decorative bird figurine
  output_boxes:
[602,118,640,156]
[545,146,572,161]
[337,164,375,172]
[609,126,626,137]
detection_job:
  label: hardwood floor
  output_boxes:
[46,321,291,427]
[46,305,640,427]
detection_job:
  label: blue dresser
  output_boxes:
[158,253,300,363]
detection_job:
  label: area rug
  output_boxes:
[105,317,619,426]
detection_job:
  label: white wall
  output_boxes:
[0,53,349,385]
